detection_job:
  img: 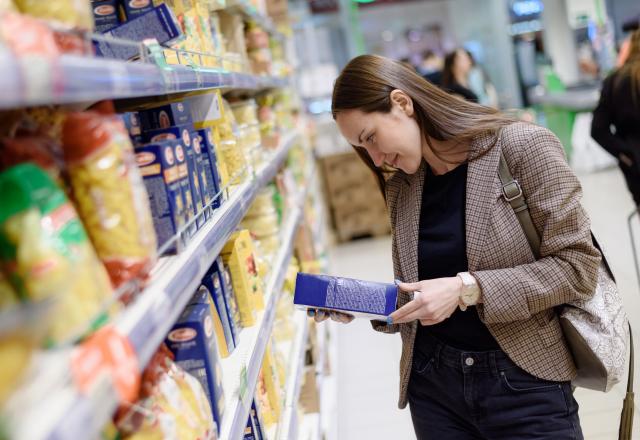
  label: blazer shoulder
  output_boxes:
[500,122,564,169]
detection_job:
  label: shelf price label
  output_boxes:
[238,365,249,403]
[71,325,141,403]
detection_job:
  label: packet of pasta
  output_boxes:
[62,111,157,289]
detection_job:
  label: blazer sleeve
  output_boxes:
[472,127,602,324]
[371,176,401,334]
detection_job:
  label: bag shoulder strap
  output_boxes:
[497,153,541,258]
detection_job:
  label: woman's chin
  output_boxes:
[401,161,420,175]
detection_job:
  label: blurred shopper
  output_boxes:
[441,48,478,102]
[592,29,640,206]
[315,54,602,439]
[418,50,443,86]
[466,50,499,108]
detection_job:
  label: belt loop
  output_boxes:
[489,352,499,378]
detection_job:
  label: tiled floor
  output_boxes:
[328,165,640,440]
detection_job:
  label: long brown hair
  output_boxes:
[331,54,515,193]
[617,30,640,104]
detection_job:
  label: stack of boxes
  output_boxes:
[319,151,390,242]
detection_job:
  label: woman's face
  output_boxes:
[335,90,424,174]
[454,50,473,75]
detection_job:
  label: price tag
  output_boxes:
[238,365,249,403]
[71,325,140,403]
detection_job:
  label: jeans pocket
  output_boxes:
[412,350,436,376]
[499,367,563,393]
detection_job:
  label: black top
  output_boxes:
[443,82,479,103]
[591,72,640,166]
[414,162,499,352]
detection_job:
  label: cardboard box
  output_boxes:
[189,284,231,358]
[173,140,197,238]
[202,267,236,355]
[120,111,142,144]
[141,123,193,145]
[196,128,222,209]
[92,0,120,32]
[94,4,183,60]
[294,273,397,320]
[120,0,154,20]
[183,135,205,227]
[166,297,225,431]
[135,141,185,254]
[139,101,192,131]
[191,134,212,218]
[211,257,241,344]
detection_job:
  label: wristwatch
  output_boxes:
[456,272,481,310]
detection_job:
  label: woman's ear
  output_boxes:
[390,89,414,117]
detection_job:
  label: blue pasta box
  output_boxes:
[294,273,398,320]
[250,400,264,440]
[120,111,142,144]
[173,140,197,239]
[135,141,185,254]
[216,257,243,335]
[119,0,153,20]
[141,123,192,145]
[166,295,226,431]
[183,134,205,228]
[139,101,193,131]
[196,128,223,209]
[202,266,236,355]
[192,134,212,220]
[91,0,120,32]
[210,257,240,345]
[94,4,183,60]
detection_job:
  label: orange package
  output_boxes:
[62,111,157,289]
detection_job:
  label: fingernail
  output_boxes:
[394,279,402,286]
[307,309,315,317]
[387,316,394,325]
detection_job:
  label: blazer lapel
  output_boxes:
[398,161,426,283]
[466,132,502,271]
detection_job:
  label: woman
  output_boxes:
[312,54,601,439]
[591,29,640,207]
[441,48,478,102]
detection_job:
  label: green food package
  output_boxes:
[0,163,113,344]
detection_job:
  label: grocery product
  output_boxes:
[94,4,183,60]
[0,135,62,184]
[62,111,157,289]
[221,230,264,326]
[0,164,113,343]
[135,141,185,254]
[119,112,142,145]
[188,284,231,358]
[138,102,192,131]
[119,0,153,20]
[166,294,226,431]
[91,0,120,32]
[14,0,94,29]
[202,266,235,351]
[250,400,265,440]
[259,345,282,426]
[294,273,398,320]
[116,344,215,439]
[174,140,197,238]
[210,257,240,343]
[191,134,213,216]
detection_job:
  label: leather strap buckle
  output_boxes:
[502,180,523,202]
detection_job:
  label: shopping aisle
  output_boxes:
[328,166,640,440]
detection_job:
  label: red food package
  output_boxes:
[62,111,157,289]
[0,135,62,182]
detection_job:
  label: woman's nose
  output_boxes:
[369,149,385,167]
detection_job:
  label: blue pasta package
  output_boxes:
[202,266,236,354]
[210,257,241,345]
[294,273,398,320]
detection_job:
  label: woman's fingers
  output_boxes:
[308,309,354,324]
[389,295,422,324]
[396,281,421,292]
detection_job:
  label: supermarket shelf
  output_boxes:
[117,129,299,368]
[0,53,289,109]
[219,202,303,440]
[299,413,321,440]
[4,130,298,440]
[276,311,310,440]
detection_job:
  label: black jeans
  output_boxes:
[408,333,583,440]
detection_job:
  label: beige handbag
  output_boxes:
[498,153,634,438]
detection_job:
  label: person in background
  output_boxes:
[591,29,640,207]
[312,54,601,439]
[418,50,443,86]
[441,48,478,102]
[466,50,499,108]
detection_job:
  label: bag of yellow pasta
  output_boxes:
[62,111,157,290]
[13,0,93,30]
[0,163,113,344]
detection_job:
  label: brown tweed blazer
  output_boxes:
[372,122,602,409]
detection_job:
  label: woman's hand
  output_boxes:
[389,277,463,325]
[307,309,355,324]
